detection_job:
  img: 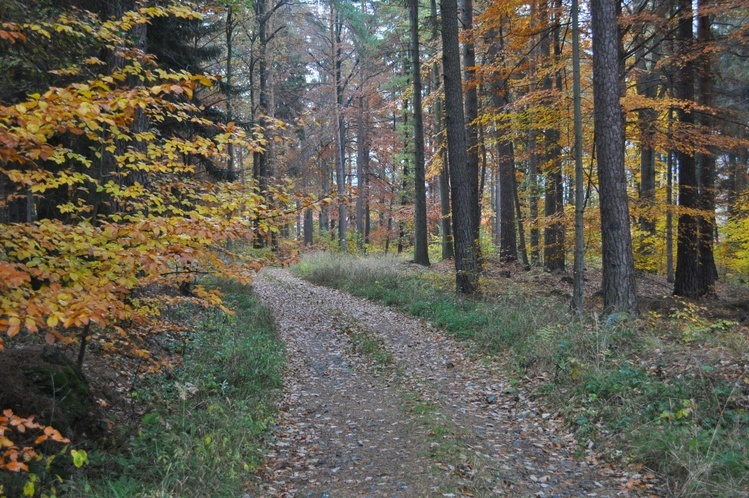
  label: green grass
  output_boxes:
[292,252,557,353]
[292,252,749,497]
[61,281,284,497]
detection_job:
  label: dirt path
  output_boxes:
[252,268,661,497]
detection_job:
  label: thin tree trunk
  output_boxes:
[409,0,430,265]
[320,150,330,234]
[542,0,565,272]
[528,129,540,265]
[226,6,235,175]
[513,168,530,270]
[398,80,410,256]
[571,0,585,313]
[634,0,660,241]
[666,148,674,282]
[356,67,367,251]
[489,27,517,263]
[432,0,453,260]
[331,3,347,252]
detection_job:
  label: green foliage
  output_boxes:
[60,282,283,497]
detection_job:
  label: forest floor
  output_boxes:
[251,267,665,497]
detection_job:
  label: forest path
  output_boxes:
[252,268,655,497]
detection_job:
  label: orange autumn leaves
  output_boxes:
[0,5,277,351]
[0,3,290,475]
[0,409,69,473]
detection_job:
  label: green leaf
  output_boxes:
[23,479,35,497]
[71,449,89,468]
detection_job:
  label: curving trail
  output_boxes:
[252,268,660,497]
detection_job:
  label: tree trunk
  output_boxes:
[636,56,658,237]
[409,0,430,265]
[696,0,717,294]
[542,0,565,272]
[252,0,274,248]
[356,66,367,251]
[488,27,517,263]
[498,138,517,262]
[513,169,531,270]
[331,3,347,252]
[398,81,410,256]
[441,0,479,294]
[571,0,586,313]
[673,0,701,297]
[666,148,675,282]
[461,0,481,262]
[528,129,540,266]
[592,0,638,314]
[320,151,330,235]
[431,0,453,260]
[226,6,235,176]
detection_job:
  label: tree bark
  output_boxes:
[488,26,517,263]
[356,64,368,251]
[592,0,638,314]
[431,0,454,261]
[542,0,565,272]
[331,3,347,252]
[441,0,479,294]
[460,0,481,262]
[674,0,701,297]
[571,0,586,313]
[528,129,540,266]
[696,0,717,293]
[409,0,430,265]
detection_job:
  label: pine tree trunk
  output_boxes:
[409,0,430,265]
[331,4,347,252]
[488,29,517,263]
[542,0,565,272]
[696,0,717,293]
[461,0,481,262]
[571,0,586,313]
[674,0,701,297]
[441,0,479,293]
[592,0,638,314]
[432,0,453,260]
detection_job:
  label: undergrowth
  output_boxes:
[293,252,749,497]
[61,281,284,497]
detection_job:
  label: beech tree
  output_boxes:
[0,5,298,472]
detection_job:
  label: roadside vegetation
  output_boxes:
[292,252,749,498]
[38,282,284,498]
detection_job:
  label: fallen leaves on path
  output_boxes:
[252,268,664,497]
